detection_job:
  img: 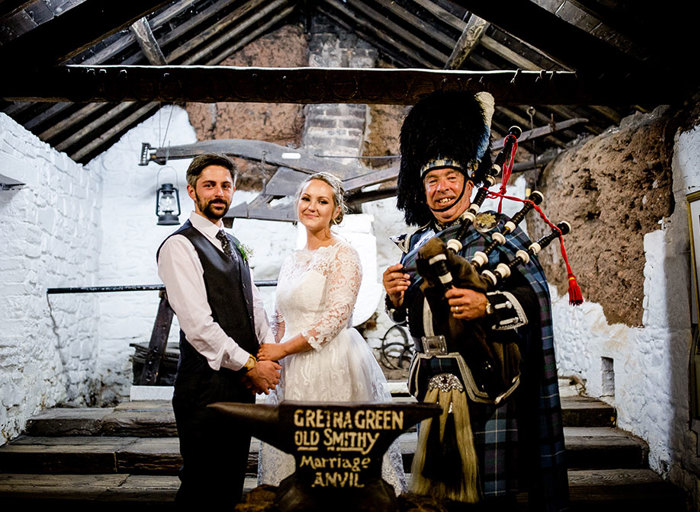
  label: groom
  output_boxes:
[157,153,281,508]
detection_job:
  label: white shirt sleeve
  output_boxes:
[157,234,252,371]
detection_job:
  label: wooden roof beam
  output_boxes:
[449,0,641,75]
[0,0,173,67]
[0,65,684,105]
[129,17,167,66]
[0,0,38,21]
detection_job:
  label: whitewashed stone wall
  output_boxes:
[552,122,700,505]
[85,105,198,404]
[0,113,102,444]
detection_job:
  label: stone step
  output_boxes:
[0,425,647,476]
[23,394,615,439]
[0,469,686,511]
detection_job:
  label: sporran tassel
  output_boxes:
[410,375,480,503]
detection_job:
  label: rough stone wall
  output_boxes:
[0,113,102,444]
[185,24,308,190]
[543,106,700,507]
[531,107,675,326]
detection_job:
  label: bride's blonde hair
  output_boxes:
[297,172,348,225]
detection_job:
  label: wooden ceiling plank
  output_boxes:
[28,4,294,145]
[129,17,167,65]
[156,0,242,48]
[78,0,203,64]
[445,14,489,70]
[38,102,105,140]
[79,32,136,65]
[342,0,450,64]
[449,0,638,74]
[1,65,682,105]
[480,34,544,72]
[319,0,439,69]
[589,104,622,124]
[204,5,296,65]
[318,5,425,69]
[31,2,287,141]
[409,0,465,32]
[371,0,456,50]
[0,1,37,22]
[1,0,173,66]
[54,101,135,152]
[168,0,279,63]
[468,51,612,135]
[69,102,159,162]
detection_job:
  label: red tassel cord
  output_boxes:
[497,135,518,213]
[482,190,583,306]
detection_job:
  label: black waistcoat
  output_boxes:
[157,220,258,399]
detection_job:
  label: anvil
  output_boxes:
[209,400,440,512]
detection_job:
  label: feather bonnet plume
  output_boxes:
[397,90,494,226]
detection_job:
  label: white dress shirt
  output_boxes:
[157,211,273,372]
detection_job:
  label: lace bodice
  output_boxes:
[272,240,362,349]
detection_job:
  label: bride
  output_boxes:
[256,172,406,495]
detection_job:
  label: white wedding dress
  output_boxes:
[257,239,406,495]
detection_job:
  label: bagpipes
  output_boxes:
[408,126,582,503]
[409,125,581,404]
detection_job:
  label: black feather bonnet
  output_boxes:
[397,90,494,226]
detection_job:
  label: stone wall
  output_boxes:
[537,107,700,506]
[85,106,198,405]
[0,113,102,443]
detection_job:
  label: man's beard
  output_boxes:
[197,195,230,221]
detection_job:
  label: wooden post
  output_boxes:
[139,290,174,385]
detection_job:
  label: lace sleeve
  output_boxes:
[272,304,286,343]
[302,244,362,350]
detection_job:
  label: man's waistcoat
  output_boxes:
[158,220,258,377]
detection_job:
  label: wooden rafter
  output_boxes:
[20,1,296,162]
[0,0,36,21]
[449,0,640,74]
[0,0,173,67]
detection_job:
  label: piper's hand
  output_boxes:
[257,343,287,362]
[445,287,489,320]
[245,360,281,394]
[382,263,410,308]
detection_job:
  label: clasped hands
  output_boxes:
[243,358,281,395]
[382,263,489,320]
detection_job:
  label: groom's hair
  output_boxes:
[186,153,238,189]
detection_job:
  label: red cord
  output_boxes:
[497,135,518,213]
[480,188,583,305]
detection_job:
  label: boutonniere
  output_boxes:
[236,242,253,263]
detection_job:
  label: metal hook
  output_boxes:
[510,68,521,84]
